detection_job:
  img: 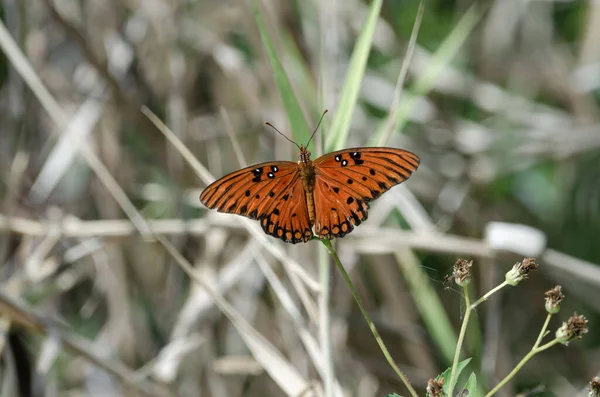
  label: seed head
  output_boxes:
[453,259,473,286]
[426,377,444,397]
[556,312,588,345]
[589,376,600,397]
[505,257,538,286]
[544,285,564,314]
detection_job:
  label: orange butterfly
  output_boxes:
[200,115,419,243]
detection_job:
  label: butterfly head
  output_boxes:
[298,145,312,165]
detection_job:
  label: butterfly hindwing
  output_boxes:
[258,176,313,243]
[312,176,369,239]
[199,160,313,243]
[312,147,419,239]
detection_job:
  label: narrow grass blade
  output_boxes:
[377,0,425,146]
[252,0,311,148]
[370,2,483,146]
[326,0,383,151]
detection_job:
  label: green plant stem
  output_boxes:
[534,314,552,348]
[484,338,560,397]
[318,244,334,397]
[320,239,418,397]
[471,281,509,309]
[448,284,471,397]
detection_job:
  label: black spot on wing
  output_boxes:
[251,167,264,183]
[350,152,364,165]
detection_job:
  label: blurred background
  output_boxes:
[0,0,599,396]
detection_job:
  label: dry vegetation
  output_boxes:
[0,0,599,396]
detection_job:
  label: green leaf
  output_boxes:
[459,372,477,396]
[384,394,403,397]
[325,0,383,152]
[251,0,311,149]
[441,357,472,395]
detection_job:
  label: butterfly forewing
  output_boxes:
[312,147,419,239]
[200,161,298,219]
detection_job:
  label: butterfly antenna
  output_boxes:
[265,122,301,150]
[306,109,328,148]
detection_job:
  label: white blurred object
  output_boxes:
[571,62,600,94]
[455,120,494,154]
[36,329,63,374]
[152,334,206,382]
[484,222,547,257]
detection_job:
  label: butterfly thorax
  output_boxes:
[298,145,316,226]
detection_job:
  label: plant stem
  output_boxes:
[484,339,559,397]
[485,334,560,396]
[320,239,418,397]
[448,284,471,397]
[471,281,509,309]
[318,244,334,397]
[533,314,552,348]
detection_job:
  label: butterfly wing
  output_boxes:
[312,147,419,239]
[199,161,313,243]
[257,175,314,243]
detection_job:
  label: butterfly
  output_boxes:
[199,114,420,243]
